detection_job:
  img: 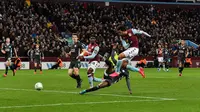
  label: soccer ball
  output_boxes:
[34,82,43,91]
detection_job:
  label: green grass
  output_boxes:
[0,68,200,112]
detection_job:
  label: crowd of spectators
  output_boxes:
[0,0,200,57]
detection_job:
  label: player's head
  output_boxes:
[158,44,161,48]
[72,33,78,43]
[90,37,96,44]
[36,44,39,49]
[6,38,10,44]
[181,40,185,45]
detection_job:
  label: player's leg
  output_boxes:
[87,62,102,88]
[9,64,16,76]
[3,60,10,77]
[39,63,42,74]
[73,67,82,88]
[162,61,165,71]
[34,62,37,74]
[80,81,110,95]
[118,52,126,60]
[179,59,185,76]
[51,64,59,69]
[117,48,145,78]
[165,59,170,72]
[157,57,161,71]
[165,62,169,72]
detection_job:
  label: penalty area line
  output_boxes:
[0,88,177,101]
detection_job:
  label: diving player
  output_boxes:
[1,38,17,77]
[80,44,132,95]
[174,40,189,76]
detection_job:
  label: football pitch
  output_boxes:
[0,68,200,112]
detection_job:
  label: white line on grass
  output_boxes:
[0,88,177,101]
[0,100,162,109]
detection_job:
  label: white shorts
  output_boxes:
[157,57,164,63]
[88,61,99,73]
[122,47,139,60]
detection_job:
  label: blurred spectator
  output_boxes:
[0,0,199,57]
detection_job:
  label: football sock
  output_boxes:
[127,65,139,72]
[93,77,102,82]
[163,64,165,70]
[181,67,184,73]
[179,67,182,73]
[116,60,122,72]
[75,75,81,82]
[5,66,8,75]
[86,86,100,92]
[34,67,37,72]
[158,64,161,71]
[88,76,94,88]
[70,74,76,79]
[166,64,169,69]
[39,66,42,71]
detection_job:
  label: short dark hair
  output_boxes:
[72,33,79,38]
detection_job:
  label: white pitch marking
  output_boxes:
[0,88,177,101]
[0,100,162,109]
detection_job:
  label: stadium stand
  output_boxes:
[0,0,199,57]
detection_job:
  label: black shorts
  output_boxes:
[34,59,41,64]
[69,60,81,69]
[178,57,185,64]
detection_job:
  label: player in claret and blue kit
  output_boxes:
[117,27,151,78]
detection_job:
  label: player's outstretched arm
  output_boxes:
[132,29,151,37]
[84,46,99,59]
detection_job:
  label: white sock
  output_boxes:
[163,64,165,70]
[88,76,93,88]
[93,77,102,82]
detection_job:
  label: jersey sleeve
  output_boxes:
[84,46,99,59]
[132,29,151,37]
